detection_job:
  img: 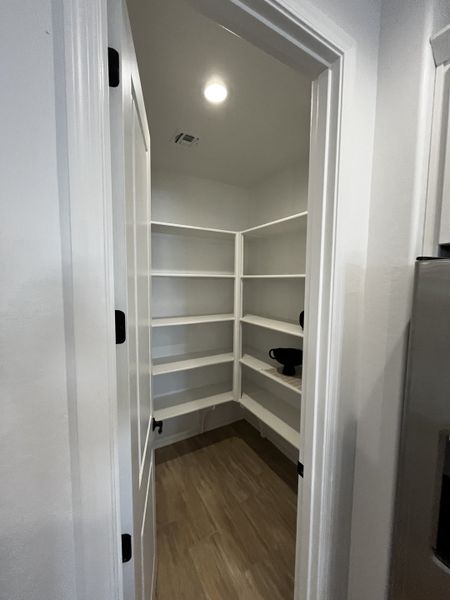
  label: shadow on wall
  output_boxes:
[350,261,414,597]
[327,262,362,599]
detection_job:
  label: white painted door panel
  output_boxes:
[437,64,450,245]
[109,1,155,598]
[132,94,152,469]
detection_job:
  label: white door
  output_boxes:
[108,1,156,598]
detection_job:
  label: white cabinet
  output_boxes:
[425,29,450,249]
[438,87,450,245]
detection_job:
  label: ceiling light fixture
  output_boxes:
[204,80,228,104]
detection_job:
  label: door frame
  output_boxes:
[58,0,359,599]
[191,2,357,598]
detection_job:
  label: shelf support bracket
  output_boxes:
[200,406,215,434]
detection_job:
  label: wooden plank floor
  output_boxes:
[154,420,298,599]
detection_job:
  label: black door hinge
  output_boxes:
[152,417,163,435]
[115,310,126,344]
[121,533,132,563]
[297,461,304,478]
[108,47,120,87]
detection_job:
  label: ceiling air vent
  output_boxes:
[172,131,199,147]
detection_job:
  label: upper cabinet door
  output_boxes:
[437,63,450,245]
[425,25,450,249]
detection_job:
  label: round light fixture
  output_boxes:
[204,80,228,104]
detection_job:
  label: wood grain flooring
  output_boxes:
[154,420,298,599]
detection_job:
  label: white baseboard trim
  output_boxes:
[154,413,241,449]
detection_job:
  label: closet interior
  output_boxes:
[141,0,313,462]
[151,210,308,452]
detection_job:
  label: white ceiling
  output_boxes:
[127,0,312,187]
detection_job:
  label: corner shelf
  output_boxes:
[240,392,300,448]
[151,220,237,239]
[152,270,234,278]
[154,388,234,421]
[241,274,305,279]
[152,351,234,376]
[241,211,307,238]
[150,211,308,448]
[152,313,235,328]
[241,353,302,394]
[241,314,303,337]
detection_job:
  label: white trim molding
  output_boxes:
[431,24,450,66]
[192,2,357,599]
[423,27,450,254]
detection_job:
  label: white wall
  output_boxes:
[283,1,383,598]
[348,2,450,599]
[153,161,308,232]
[0,2,77,599]
[247,162,309,227]
[152,168,251,230]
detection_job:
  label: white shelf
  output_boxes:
[152,313,235,328]
[240,392,300,448]
[152,270,234,278]
[152,352,234,375]
[241,212,308,238]
[241,274,306,279]
[241,353,302,394]
[151,220,236,238]
[241,314,303,337]
[154,390,234,421]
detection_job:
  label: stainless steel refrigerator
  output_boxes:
[391,258,450,599]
